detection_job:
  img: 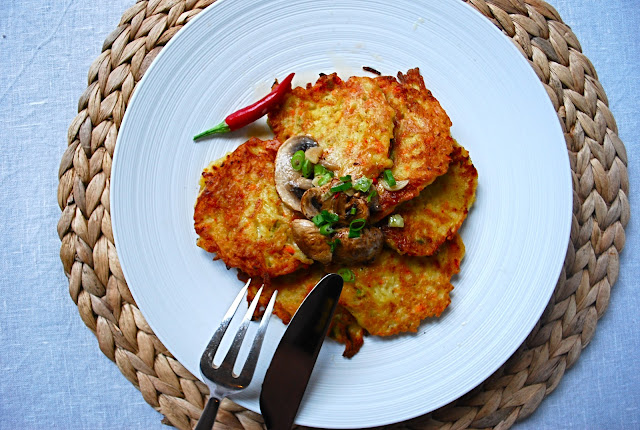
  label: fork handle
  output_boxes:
[195,396,221,430]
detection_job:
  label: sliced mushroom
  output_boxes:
[275,135,320,212]
[300,183,331,219]
[300,184,370,224]
[332,227,383,265]
[290,176,314,190]
[291,219,332,265]
[330,192,370,225]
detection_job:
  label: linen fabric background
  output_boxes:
[0,1,637,428]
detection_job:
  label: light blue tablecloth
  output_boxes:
[0,1,637,429]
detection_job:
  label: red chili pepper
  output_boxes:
[193,73,295,140]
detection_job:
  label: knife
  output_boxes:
[260,273,343,430]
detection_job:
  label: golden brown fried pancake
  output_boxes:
[371,68,455,222]
[246,234,464,351]
[246,270,365,358]
[332,235,464,336]
[194,138,313,279]
[197,70,474,358]
[268,73,395,179]
[382,143,477,256]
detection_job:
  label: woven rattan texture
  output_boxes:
[57,0,630,428]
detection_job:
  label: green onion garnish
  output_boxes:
[313,210,340,228]
[350,207,357,215]
[367,187,377,202]
[353,177,373,193]
[319,224,334,235]
[322,210,340,224]
[314,164,333,178]
[339,174,352,182]
[388,214,405,228]
[301,159,314,178]
[348,218,366,238]
[328,238,341,253]
[383,169,396,187]
[330,181,352,193]
[291,150,305,171]
[316,173,333,186]
[337,268,355,282]
[349,218,366,232]
[312,213,325,227]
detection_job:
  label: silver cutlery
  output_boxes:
[195,279,277,430]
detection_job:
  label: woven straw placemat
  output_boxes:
[57,0,630,428]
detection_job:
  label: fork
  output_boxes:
[195,279,278,430]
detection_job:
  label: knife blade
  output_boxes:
[260,273,343,430]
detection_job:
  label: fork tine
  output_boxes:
[200,279,251,368]
[220,285,266,374]
[241,288,278,378]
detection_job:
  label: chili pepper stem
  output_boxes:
[193,121,232,141]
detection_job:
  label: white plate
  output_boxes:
[111,0,572,427]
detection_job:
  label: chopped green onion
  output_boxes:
[314,164,333,178]
[348,230,361,238]
[323,210,340,224]
[301,159,314,178]
[348,218,366,238]
[313,210,340,227]
[330,181,352,193]
[353,177,373,193]
[337,268,355,282]
[339,174,352,182]
[312,213,325,227]
[319,224,334,235]
[366,187,377,202]
[383,169,396,187]
[316,173,333,186]
[350,207,357,215]
[328,238,341,253]
[291,150,305,171]
[388,214,405,228]
[349,218,366,231]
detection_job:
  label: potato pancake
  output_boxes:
[332,235,464,336]
[246,234,464,351]
[268,73,395,179]
[194,138,313,278]
[382,143,477,256]
[246,271,365,358]
[196,69,476,358]
[371,68,455,222]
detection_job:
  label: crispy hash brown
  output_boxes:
[382,143,478,256]
[246,234,464,353]
[371,69,455,222]
[194,137,312,278]
[332,235,464,336]
[196,69,477,357]
[268,73,395,178]
[246,270,365,358]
